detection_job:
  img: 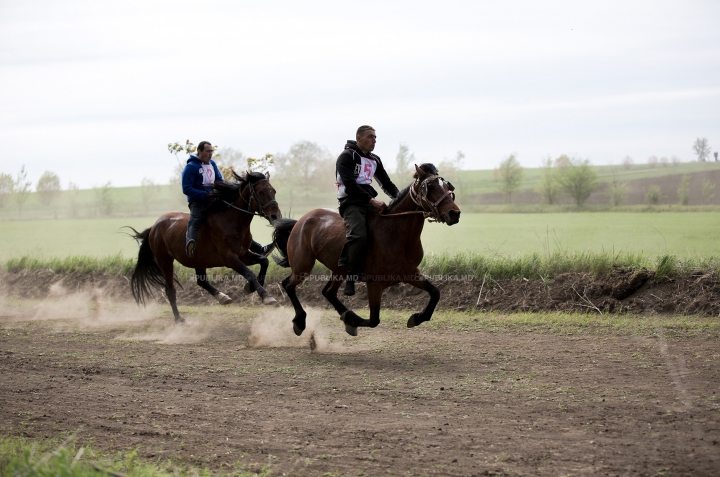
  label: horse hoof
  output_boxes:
[175,316,186,324]
[407,313,420,328]
[262,296,278,306]
[345,324,358,336]
[243,282,256,295]
[216,292,233,305]
[293,323,304,336]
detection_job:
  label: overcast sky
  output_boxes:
[1,0,719,188]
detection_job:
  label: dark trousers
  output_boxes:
[186,200,209,244]
[338,201,376,273]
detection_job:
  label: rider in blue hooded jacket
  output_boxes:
[181,140,273,258]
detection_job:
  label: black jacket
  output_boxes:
[335,140,399,204]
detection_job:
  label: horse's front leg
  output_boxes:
[338,278,378,337]
[239,251,269,294]
[223,253,276,305]
[404,272,440,328]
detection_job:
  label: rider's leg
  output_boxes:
[338,204,369,296]
[249,239,275,256]
[186,200,208,257]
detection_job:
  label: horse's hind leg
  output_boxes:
[195,268,232,305]
[322,275,370,336]
[283,273,309,336]
[157,256,184,323]
[239,252,268,295]
[404,273,440,328]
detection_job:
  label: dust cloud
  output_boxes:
[30,282,160,329]
[248,306,364,353]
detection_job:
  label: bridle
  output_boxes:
[222,178,278,219]
[406,174,456,222]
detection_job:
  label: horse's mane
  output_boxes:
[206,171,267,212]
[386,163,438,213]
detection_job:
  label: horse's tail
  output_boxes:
[271,218,298,268]
[127,226,166,306]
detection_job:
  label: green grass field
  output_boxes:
[2,212,718,263]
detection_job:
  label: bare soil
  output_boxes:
[0,271,719,475]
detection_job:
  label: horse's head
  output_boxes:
[238,170,282,222]
[410,163,461,225]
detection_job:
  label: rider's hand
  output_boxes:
[369,198,386,211]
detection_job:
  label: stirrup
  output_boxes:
[186,240,196,258]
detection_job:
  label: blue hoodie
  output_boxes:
[181,155,224,202]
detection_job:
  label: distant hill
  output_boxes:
[1,161,719,221]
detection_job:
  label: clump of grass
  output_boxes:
[5,253,136,275]
[0,433,271,477]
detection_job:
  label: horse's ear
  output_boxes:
[265,171,270,181]
[414,164,423,179]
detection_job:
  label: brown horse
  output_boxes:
[129,171,282,323]
[272,163,461,336]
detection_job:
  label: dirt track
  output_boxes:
[1,279,719,476]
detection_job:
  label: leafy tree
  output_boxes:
[494,154,524,203]
[556,157,598,206]
[645,185,662,205]
[395,143,415,179]
[36,171,61,206]
[12,165,32,217]
[677,174,690,205]
[140,178,159,215]
[702,180,716,204]
[536,157,560,204]
[273,141,334,200]
[621,156,634,170]
[437,151,465,202]
[608,175,627,207]
[693,137,711,162]
[168,140,196,184]
[671,155,681,166]
[93,182,115,216]
[66,182,80,218]
[0,173,12,208]
[647,155,658,168]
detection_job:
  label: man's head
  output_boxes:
[196,141,214,164]
[356,125,376,154]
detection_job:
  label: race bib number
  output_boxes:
[200,164,215,185]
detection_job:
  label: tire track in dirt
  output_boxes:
[656,331,718,471]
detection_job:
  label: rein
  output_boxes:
[222,178,277,218]
[381,174,455,222]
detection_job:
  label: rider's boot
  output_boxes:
[186,224,199,258]
[250,240,276,257]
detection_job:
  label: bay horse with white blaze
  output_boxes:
[129,171,282,323]
[272,163,460,336]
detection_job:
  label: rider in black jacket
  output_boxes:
[336,125,399,296]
